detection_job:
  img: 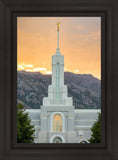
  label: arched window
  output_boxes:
[53,114,62,132]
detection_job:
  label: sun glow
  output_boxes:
[17,17,101,79]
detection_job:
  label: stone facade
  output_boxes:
[25,109,101,143]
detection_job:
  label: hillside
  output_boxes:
[17,71,101,109]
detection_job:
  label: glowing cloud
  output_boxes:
[38,68,47,71]
[17,64,53,74]
[18,65,25,70]
[25,69,32,72]
[73,70,79,73]
[46,71,52,74]
[25,64,34,68]
[33,68,47,72]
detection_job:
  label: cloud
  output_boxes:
[45,71,52,74]
[33,68,46,72]
[17,65,25,70]
[25,64,33,68]
[25,69,32,72]
[18,64,52,74]
[18,64,34,70]
[73,70,79,73]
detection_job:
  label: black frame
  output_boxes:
[0,0,118,160]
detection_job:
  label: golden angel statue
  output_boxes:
[57,22,60,31]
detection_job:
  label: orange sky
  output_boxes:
[17,17,101,79]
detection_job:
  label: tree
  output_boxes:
[89,112,101,143]
[17,103,35,143]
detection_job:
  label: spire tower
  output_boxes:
[42,22,73,106]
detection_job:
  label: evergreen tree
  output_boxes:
[17,103,35,143]
[89,112,101,143]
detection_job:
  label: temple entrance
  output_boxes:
[80,140,88,144]
[52,137,62,143]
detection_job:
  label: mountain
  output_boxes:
[17,71,101,109]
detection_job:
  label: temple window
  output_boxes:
[53,114,62,132]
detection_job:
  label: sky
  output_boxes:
[17,17,101,79]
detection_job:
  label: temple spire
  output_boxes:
[56,22,60,55]
[57,22,59,48]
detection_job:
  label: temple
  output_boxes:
[25,23,100,143]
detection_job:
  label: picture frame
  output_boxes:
[0,0,118,160]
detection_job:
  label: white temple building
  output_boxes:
[25,23,100,143]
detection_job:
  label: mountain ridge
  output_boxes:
[17,71,101,109]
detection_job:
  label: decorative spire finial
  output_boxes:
[57,22,60,31]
